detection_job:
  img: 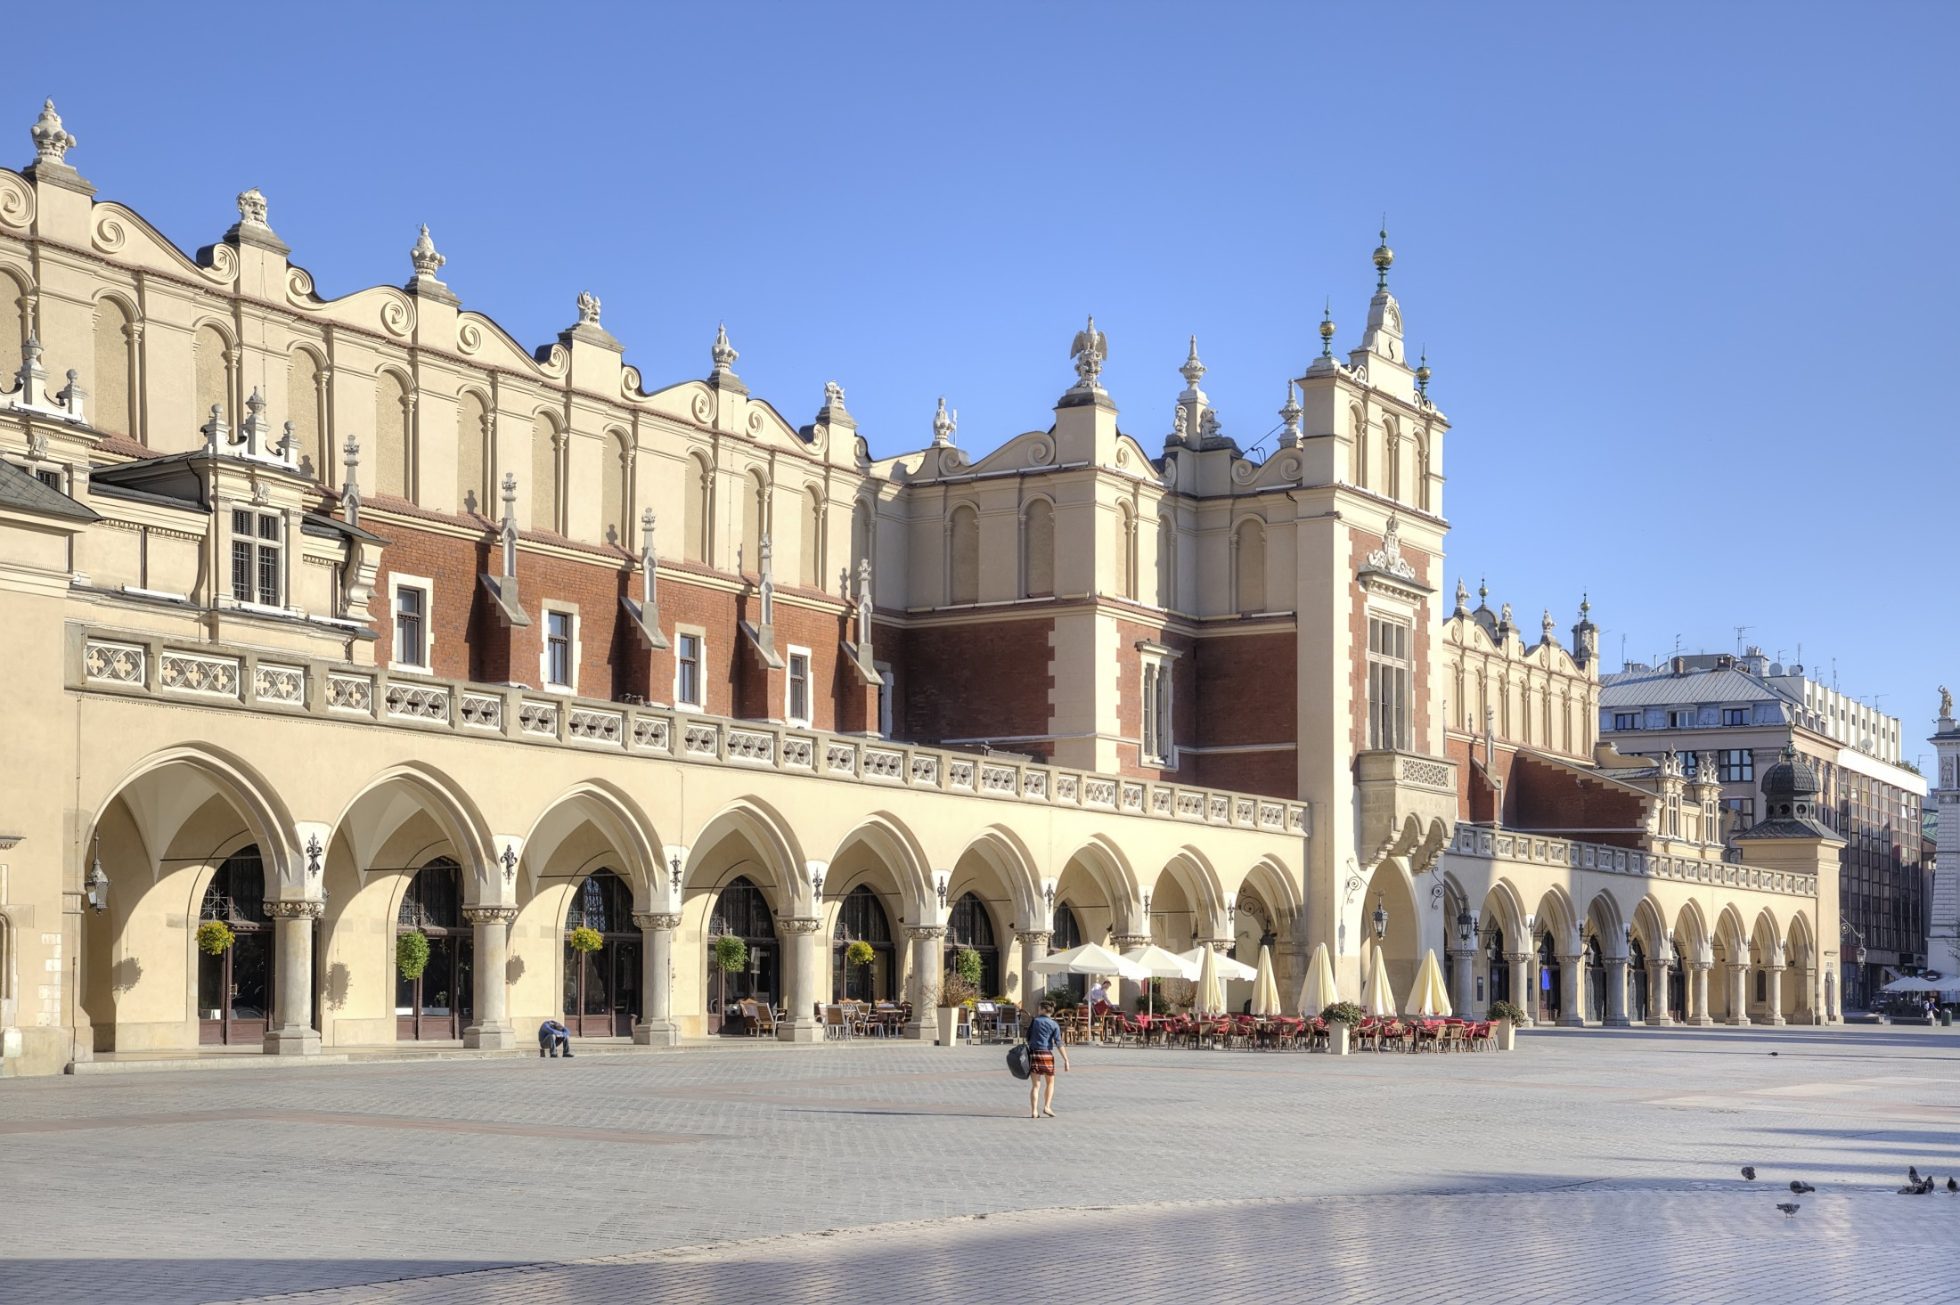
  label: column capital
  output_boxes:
[262,899,324,920]
[462,905,518,925]
[1689,960,1712,974]
[1017,929,1054,947]
[905,924,948,942]
[1203,937,1233,953]
[1111,934,1147,949]
[775,916,823,936]
[1503,951,1530,964]
[633,911,682,931]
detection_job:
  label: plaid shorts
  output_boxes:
[1029,1051,1056,1077]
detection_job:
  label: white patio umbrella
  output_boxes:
[1298,942,1339,1016]
[1250,944,1283,1017]
[1119,942,1197,1019]
[1404,949,1453,1018]
[1363,942,1397,1017]
[1194,944,1225,1016]
[1177,946,1256,982]
[1030,943,1147,1038]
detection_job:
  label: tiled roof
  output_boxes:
[0,459,98,522]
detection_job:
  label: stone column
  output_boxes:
[1687,961,1712,1026]
[1799,964,1818,1024]
[262,900,323,1055]
[1558,954,1586,1027]
[1644,961,1673,1026]
[631,911,681,1047]
[1763,964,1787,1026]
[1726,963,1751,1026]
[776,917,824,1042]
[1506,952,1531,1025]
[462,906,518,1049]
[1111,933,1147,1013]
[1450,947,1476,1016]
[903,925,945,1040]
[1016,930,1052,1026]
[1605,956,1630,1027]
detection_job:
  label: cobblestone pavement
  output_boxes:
[5,1025,1960,1302]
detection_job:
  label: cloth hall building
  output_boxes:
[0,103,1843,1076]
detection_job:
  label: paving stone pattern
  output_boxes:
[4,1026,1960,1303]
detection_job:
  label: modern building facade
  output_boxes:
[0,102,1841,1076]
[1600,650,1928,1008]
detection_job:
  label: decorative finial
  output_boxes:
[1454,577,1469,615]
[710,321,738,373]
[341,433,362,528]
[30,99,74,166]
[576,291,601,325]
[1477,576,1488,606]
[498,472,518,576]
[1319,301,1336,358]
[823,380,845,411]
[1939,684,1952,720]
[410,224,445,278]
[1278,380,1302,444]
[1069,315,1108,389]
[1180,335,1206,390]
[1542,608,1557,642]
[1579,592,1591,622]
[1373,218,1394,291]
[236,188,269,226]
[932,395,956,446]
[1415,347,1431,397]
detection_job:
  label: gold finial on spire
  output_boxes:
[1319,300,1336,357]
[1415,346,1431,397]
[1372,217,1394,291]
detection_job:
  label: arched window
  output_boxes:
[194,323,233,436]
[91,296,137,442]
[531,413,561,534]
[457,390,490,515]
[1115,503,1137,600]
[373,371,411,500]
[800,486,824,588]
[396,857,472,1041]
[1350,404,1367,490]
[832,885,894,1002]
[1156,511,1176,609]
[602,429,631,547]
[1385,419,1403,501]
[1484,925,1509,1005]
[0,273,24,380]
[948,504,979,604]
[741,470,768,576]
[1022,499,1054,598]
[1234,518,1266,615]
[686,452,712,564]
[289,350,328,483]
[197,846,270,1045]
[1052,902,1085,999]
[1416,433,1432,511]
[946,891,999,996]
[1628,937,1649,1022]
[563,868,640,1036]
[708,875,778,1031]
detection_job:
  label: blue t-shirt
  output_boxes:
[1027,1014,1062,1052]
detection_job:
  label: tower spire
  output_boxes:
[1373,218,1394,291]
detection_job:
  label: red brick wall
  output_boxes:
[1190,630,1297,798]
[1508,753,1648,846]
[890,616,1055,757]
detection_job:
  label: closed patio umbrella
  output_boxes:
[1404,949,1452,1018]
[1298,942,1339,1015]
[1363,943,1397,1018]
[1194,944,1224,1016]
[1250,944,1282,1017]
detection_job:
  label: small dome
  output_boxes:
[1759,747,1821,822]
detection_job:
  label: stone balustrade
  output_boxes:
[1450,824,1815,899]
[73,628,1310,835]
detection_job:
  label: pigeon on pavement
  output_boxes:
[1776,1202,1800,1218]
[1948,1178,1958,1194]
[1788,1181,1815,1194]
[1741,1166,1756,1181]
[1910,1166,1922,1185]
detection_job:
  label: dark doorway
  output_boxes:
[1584,935,1606,1024]
[1051,902,1085,1000]
[1628,938,1649,1022]
[831,885,894,1002]
[396,858,473,1040]
[946,892,1000,996]
[709,876,778,1033]
[1538,932,1562,1022]
[564,868,640,1036]
[1485,926,1509,1006]
[198,847,271,1046]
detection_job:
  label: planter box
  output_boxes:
[1328,1024,1351,1056]
[1496,1018,1517,1052]
[935,1006,960,1047]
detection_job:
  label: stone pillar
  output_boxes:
[262,901,323,1055]
[904,925,945,1040]
[1450,947,1476,1016]
[1726,963,1750,1026]
[1644,962,1673,1026]
[1688,961,1713,1026]
[776,917,824,1042]
[631,911,681,1047]
[1558,954,1586,1027]
[1605,956,1630,1027]
[462,906,518,1049]
[1112,933,1146,1013]
[1763,964,1787,1026]
[1506,952,1531,1025]
[1016,930,1052,1026]
[1799,964,1818,1024]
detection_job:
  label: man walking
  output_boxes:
[1026,1001,1070,1118]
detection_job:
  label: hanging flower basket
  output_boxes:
[569,926,604,954]
[396,930,431,980]
[953,946,983,987]
[195,921,235,956]
[714,934,748,974]
[844,939,876,969]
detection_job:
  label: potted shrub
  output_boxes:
[396,929,431,981]
[1321,1000,1364,1055]
[1489,1000,1526,1051]
[195,920,235,957]
[937,973,978,1046]
[569,926,604,954]
[953,946,983,988]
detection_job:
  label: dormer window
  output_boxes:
[230,508,282,608]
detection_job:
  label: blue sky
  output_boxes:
[46,2,1958,766]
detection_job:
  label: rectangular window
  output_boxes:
[1611,712,1639,731]
[1718,748,1755,783]
[1722,707,1747,726]
[33,466,62,493]
[545,610,574,689]
[1668,709,1695,728]
[676,632,703,708]
[787,648,811,726]
[1722,797,1754,831]
[393,583,427,669]
[1366,617,1412,751]
[230,508,282,607]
